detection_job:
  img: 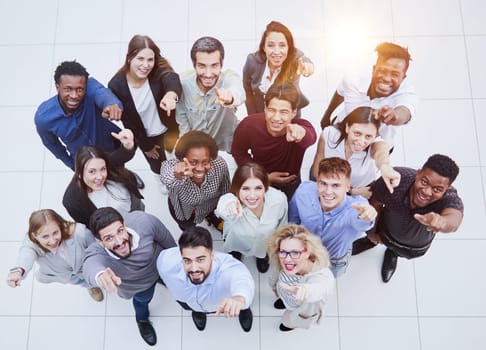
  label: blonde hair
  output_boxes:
[266,224,330,270]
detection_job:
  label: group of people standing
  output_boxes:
[7,20,464,347]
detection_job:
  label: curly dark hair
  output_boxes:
[54,61,89,84]
[174,131,218,160]
[422,154,459,184]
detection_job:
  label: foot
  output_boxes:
[256,255,269,273]
[238,308,253,332]
[381,248,398,283]
[273,298,285,310]
[88,287,104,302]
[131,171,145,190]
[191,311,207,331]
[229,251,242,261]
[279,323,294,332]
[352,237,377,256]
[136,320,157,346]
[206,213,224,232]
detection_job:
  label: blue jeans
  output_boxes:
[133,283,156,321]
[329,249,351,278]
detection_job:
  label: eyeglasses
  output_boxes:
[100,226,126,243]
[277,247,307,259]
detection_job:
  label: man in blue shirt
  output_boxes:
[35,61,123,170]
[157,226,254,332]
[289,157,377,277]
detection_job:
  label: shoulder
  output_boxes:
[157,247,181,272]
[293,117,314,129]
[108,72,126,88]
[295,181,317,195]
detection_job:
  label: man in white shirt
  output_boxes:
[157,226,255,332]
[320,42,417,147]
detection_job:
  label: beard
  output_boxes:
[187,270,207,285]
[109,238,132,259]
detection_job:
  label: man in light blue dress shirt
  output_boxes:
[289,157,377,277]
[157,226,254,332]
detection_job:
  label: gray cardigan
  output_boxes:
[83,211,176,299]
[14,223,95,286]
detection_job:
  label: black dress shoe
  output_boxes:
[352,237,377,256]
[192,311,207,331]
[130,170,145,190]
[206,213,224,232]
[238,308,253,332]
[136,320,157,346]
[381,248,398,283]
[273,298,285,310]
[256,255,269,273]
[229,251,242,261]
[279,323,294,332]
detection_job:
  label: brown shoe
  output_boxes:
[88,287,104,302]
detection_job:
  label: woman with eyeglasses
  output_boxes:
[215,162,287,273]
[6,209,103,302]
[161,131,230,231]
[266,224,335,331]
[311,106,401,198]
[62,129,144,226]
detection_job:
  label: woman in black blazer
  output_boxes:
[109,34,182,173]
[243,21,314,117]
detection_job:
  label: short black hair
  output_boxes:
[178,226,213,253]
[89,207,124,239]
[422,154,459,184]
[54,60,89,84]
[375,42,412,71]
[174,131,218,160]
[190,36,224,66]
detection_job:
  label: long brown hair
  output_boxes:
[28,209,75,253]
[118,34,174,79]
[257,21,298,84]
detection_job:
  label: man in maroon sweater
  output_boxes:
[231,82,316,200]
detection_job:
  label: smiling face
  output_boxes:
[97,221,132,258]
[194,51,222,93]
[264,97,297,137]
[263,31,289,70]
[186,147,212,186]
[34,221,63,252]
[278,237,311,275]
[317,172,350,212]
[128,47,155,82]
[410,168,450,208]
[181,246,214,285]
[238,177,266,213]
[370,57,407,98]
[56,75,87,114]
[345,122,378,153]
[82,158,107,192]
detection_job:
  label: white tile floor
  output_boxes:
[0,0,485,349]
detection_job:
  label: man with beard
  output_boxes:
[157,226,254,332]
[176,36,245,152]
[289,157,377,278]
[352,154,464,283]
[320,42,417,148]
[83,208,176,346]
